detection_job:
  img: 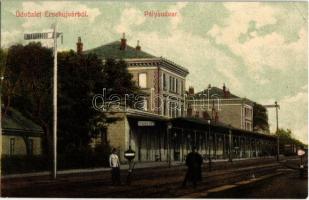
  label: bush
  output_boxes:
[58,144,111,170]
[2,144,112,174]
[1,155,48,174]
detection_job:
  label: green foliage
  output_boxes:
[58,145,111,169]
[103,58,137,95]
[3,43,53,156]
[57,52,137,153]
[0,48,7,77]
[58,50,106,152]
[1,155,48,174]
[277,128,304,147]
[276,128,305,155]
[253,103,270,133]
[3,43,138,159]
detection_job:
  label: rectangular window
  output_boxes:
[181,80,184,95]
[169,102,172,117]
[163,99,167,116]
[163,73,167,91]
[138,73,147,88]
[245,122,251,131]
[169,76,172,91]
[176,79,178,94]
[10,138,15,156]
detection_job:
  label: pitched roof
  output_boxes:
[84,41,156,60]
[2,107,43,133]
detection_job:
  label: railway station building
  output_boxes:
[186,84,254,132]
[84,34,277,163]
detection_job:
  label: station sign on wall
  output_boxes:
[137,121,155,127]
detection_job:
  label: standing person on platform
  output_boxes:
[109,148,121,185]
[182,146,203,188]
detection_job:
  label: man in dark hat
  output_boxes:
[182,146,203,188]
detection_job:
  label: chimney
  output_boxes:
[120,32,127,50]
[188,86,195,95]
[76,36,83,55]
[136,40,141,51]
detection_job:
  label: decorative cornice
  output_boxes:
[124,57,189,77]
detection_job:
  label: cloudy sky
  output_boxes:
[2,1,308,143]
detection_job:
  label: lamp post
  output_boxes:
[263,101,280,161]
[207,119,212,171]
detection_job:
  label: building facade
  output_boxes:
[85,34,189,118]
[84,35,275,163]
[2,108,43,157]
[187,84,254,131]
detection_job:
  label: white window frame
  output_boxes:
[138,73,147,88]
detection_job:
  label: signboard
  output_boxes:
[124,148,136,161]
[24,32,52,40]
[137,121,155,127]
[24,32,61,40]
[297,149,305,156]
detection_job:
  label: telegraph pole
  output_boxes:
[24,24,62,179]
[275,101,279,161]
[52,23,58,179]
[264,101,280,161]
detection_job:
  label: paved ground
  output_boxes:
[212,170,307,198]
[1,156,307,198]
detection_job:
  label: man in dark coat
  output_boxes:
[182,146,203,188]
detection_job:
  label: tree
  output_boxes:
[253,103,270,133]
[58,51,106,152]
[0,48,7,78]
[276,128,305,155]
[3,43,138,159]
[3,43,53,157]
[58,53,139,153]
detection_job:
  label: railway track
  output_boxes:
[2,158,286,197]
[107,163,283,198]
